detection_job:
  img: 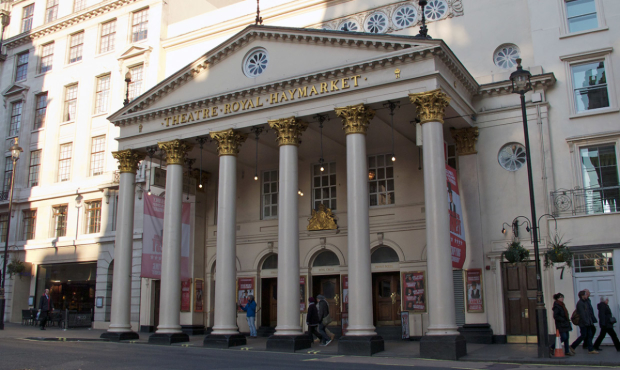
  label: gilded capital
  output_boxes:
[158,139,194,165]
[268,117,308,146]
[210,129,247,156]
[334,103,376,135]
[408,89,451,124]
[450,127,479,156]
[112,149,146,174]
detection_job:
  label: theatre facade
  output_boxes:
[102,25,556,357]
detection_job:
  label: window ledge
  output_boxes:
[569,107,620,119]
[60,120,75,126]
[560,27,609,40]
[92,112,108,118]
[34,71,52,79]
[31,127,44,133]
[65,60,83,68]
[96,50,115,58]
[369,204,396,210]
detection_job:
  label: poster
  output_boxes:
[300,276,307,312]
[447,164,466,269]
[237,277,255,312]
[341,312,348,336]
[141,194,191,279]
[194,278,204,313]
[181,279,192,312]
[341,275,348,313]
[402,271,426,313]
[466,269,484,312]
[401,311,410,339]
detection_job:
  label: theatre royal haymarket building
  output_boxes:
[100,25,555,358]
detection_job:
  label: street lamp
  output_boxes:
[123,71,132,106]
[0,138,22,330]
[510,58,549,358]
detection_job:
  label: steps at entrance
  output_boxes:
[257,326,276,337]
[375,326,404,341]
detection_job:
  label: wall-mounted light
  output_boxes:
[298,189,304,197]
[136,184,144,200]
[75,194,83,208]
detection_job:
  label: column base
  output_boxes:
[100,332,139,342]
[420,335,467,360]
[148,333,190,345]
[457,324,493,344]
[338,335,384,356]
[181,325,206,336]
[266,334,312,352]
[203,334,246,348]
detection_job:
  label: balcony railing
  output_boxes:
[551,186,620,216]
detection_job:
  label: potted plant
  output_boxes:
[503,241,530,263]
[7,258,26,278]
[543,234,573,269]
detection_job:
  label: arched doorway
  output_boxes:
[311,250,341,326]
[371,246,401,326]
[260,254,278,328]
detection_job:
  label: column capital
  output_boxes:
[268,117,308,146]
[450,127,479,156]
[408,89,451,124]
[334,103,376,135]
[210,129,247,156]
[158,139,194,165]
[112,149,146,174]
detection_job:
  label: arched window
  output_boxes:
[313,251,340,267]
[371,246,399,263]
[262,254,278,270]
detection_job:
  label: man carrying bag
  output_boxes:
[317,295,332,346]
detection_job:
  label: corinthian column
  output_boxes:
[149,139,192,345]
[203,129,248,348]
[335,103,384,356]
[265,117,311,352]
[101,149,145,341]
[410,89,466,360]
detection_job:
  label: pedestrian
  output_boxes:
[239,294,257,338]
[571,290,598,354]
[584,289,598,350]
[593,296,620,351]
[317,294,333,346]
[306,297,324,345]
[38,288,53,330]
[551,293,573,356]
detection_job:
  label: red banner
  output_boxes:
[194,279,204,313]
[447,165,466,268]
[237,277,255,312]
[181,279,192,312]
[466,269,484,312]
[402,272,426,312]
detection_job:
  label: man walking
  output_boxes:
[571,290,598,354]
[584,289,598,349]
[317,295,332,346]
[38,289,53,330]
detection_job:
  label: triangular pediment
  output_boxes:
[118,45,152,61]
[109,25,449,122]
[2,83,28,97]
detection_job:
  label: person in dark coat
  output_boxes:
[306,297,324,345]
[584,289,598,349]
[317,295,332,346]
[593,296,620,351]
[38,288,53,330]
[551,293,573,356]
[571,290,598,353]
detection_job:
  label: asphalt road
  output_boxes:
[0,338,605,370]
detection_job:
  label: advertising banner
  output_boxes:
[466,269,484,312]
[401,311,410,339]
[181,279,192,312]
[194,279,204,313]
[341,275,349,313]
[237,277,255,312]
[402,271,426,313]
[447,164,466,269]
[141,194,191,279]
[300,276,307,312]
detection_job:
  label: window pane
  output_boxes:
[573,61,609,112]
[28,150,41,187]
[9,101,23,137]
[567,0,598,33]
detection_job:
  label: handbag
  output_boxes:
[610,316,617,325]
[321,314,332,326]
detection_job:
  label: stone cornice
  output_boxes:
[4,0,139,50]
[109,26,480,127]
[477,73,556,96]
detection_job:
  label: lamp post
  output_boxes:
[123,71,132,106]
[510,59,549,358]
[0,138,23,330]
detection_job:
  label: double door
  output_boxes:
[261,278,278,327]
[575,272,618,345]
[502,262,537,343]
[372,272,401,326]
[312,275,341,325]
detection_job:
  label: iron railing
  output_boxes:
[550,186,620,216]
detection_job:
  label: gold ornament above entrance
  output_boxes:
[450,127,479,156]
[307,204,338,231]
[112,149,146,174]
[268,117,308,146]
[408,89,451,125]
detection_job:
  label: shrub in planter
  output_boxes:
[7,258,26,278]
[543,234,573,269]
[503,241,530,263]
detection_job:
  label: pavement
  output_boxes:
[1,323,619,367]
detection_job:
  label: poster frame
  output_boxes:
[181,279,192,312]
[300,275,307,313]
[465,268,484,313]
[401,271,427,313]
[236,277,255,312]
[194,278,204,313]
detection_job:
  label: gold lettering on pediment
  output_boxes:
[307,204,337,231]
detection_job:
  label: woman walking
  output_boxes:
[593,296,620,351]
[552,293,573,356]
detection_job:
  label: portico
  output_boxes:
[107,25,479,358]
